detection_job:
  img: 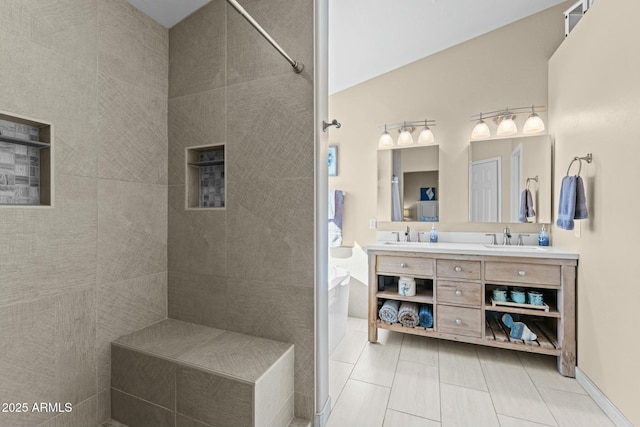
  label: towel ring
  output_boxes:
[566,158,583,176]
[566,153,593,177]
[526,176,538,190]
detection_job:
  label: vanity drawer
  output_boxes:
[437,280,482,307]
[436,259,481,280]
[377,255,434,277]
[485,262,561,286]
[436,305,482,337]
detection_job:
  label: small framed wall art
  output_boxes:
[328,145,337,177]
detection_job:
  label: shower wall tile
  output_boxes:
[111,345,176,410]
[168,0,314,420]
[111,389,175,427]
[2,0,169,424]
[98,72,168,185]
[0,0,97,69]
[168,271,228,330]
[55,289,97,406]
[98,0,168,95]
[225,280,314,400]
[168,185,227,276]
[226,0,314,85]
[226,75,314,181]
[169,0,226,99]
[0,298,58,427]
[0,29,98,178]
[97,179,167,284]
[225,177,313,287]
[96,273,167,391]
[168,89,226,185]
[37,395,98,427]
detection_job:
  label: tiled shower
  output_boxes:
[0,0,314,425]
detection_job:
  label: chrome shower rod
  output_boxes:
[226,0,304,74]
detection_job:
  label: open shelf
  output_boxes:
[377,319,434,334]
[377,288,433,304]
[485,315,560,353]
[485,299,560,318]
[187,160,224,167]
[0,134,50,148]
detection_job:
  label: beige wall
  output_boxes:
[549,0,640,424]
[167,0,315,419]
[329,3,568,249]
[0,1,168,426]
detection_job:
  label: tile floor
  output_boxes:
[327,317,615,427]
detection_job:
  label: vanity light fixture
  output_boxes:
[378,124,394,148]
[496,110,518,137]
[397,122,414,146]
[377,119,436,148]
[523,106,546,135]
[471,113,491,140]
[417,120,435,144]
[470,106,546,140]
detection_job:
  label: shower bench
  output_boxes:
[110,319,295,427]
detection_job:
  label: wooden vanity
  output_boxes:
[367,243,578,376]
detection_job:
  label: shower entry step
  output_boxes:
[110,319,294,427]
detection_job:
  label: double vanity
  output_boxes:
[367,241,578,377]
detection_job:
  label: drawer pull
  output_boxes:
[455,318,462,325]
[518,270,526,276]
[455,290,462,296]
[400,262,408,268]
[454,266,462,272]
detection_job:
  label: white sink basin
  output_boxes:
[483,244,547,251]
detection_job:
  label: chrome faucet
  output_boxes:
[405,226,411,242]
[502,227,512,245]
[485,233,498,245]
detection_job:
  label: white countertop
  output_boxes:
[366,241,579,260]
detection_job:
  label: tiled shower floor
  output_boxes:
[327,317,615,427]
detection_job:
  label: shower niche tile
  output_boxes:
[185,144,225,210]
[0,111,53,207]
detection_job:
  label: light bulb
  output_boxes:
[497,115,517,136]
[523,113,545,134]
[418,127,434,144]
[471,119,490,139]
[397,128,414,146]
[378,130,394,148]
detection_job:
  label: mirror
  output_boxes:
[377,145,439,222]
[469,135,551,223]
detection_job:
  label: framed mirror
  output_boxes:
[468,135,551,223]
[377,145,439,222]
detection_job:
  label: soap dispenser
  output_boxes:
[429,224,438,243]
[538,224,549,246]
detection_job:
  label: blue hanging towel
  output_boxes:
[574,176,588,219]
[418,305,433,328]
[557,176,577,230]
[557,175,588,230]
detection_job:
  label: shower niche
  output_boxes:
[185,143,225,209]
[0,111,53,207]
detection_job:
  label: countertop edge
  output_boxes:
[366,242,579,260]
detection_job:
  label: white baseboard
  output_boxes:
[314,396,331,427]
[575,367,634,427]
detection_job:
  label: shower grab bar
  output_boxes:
[226,0,305,74]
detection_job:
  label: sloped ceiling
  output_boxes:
[127,0,567,94]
